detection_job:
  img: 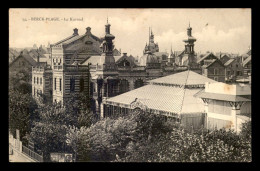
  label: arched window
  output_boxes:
[34,77,35,84]
[80,78,84,92]
[37,77,39,84]
[40,78,42,84]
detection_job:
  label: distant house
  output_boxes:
[195,82,251,133]
[113,48,121,56]
[242,55,251,77]
[224,58,244,82]
[9,51,37,73]
[201,59,225,82]
[197,53,219,66]
[9,49,20,64]
[219,54,230,65]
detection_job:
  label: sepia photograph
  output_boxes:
[9,8,251,162]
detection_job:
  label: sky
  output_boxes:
[9,8,251,57]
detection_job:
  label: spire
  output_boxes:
[149,27,150,41]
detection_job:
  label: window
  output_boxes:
[54,78,56,90]
[34,77,35,84]
[80,78,84,92]
[60,78,62,91]
[37,89,38,96]
[227,71,231,76]
[34,87,35,95]
[214,68,218,75]
[40,78,42,85]
[37,77,39,84]
[70,78,75,92]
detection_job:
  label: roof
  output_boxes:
[81,56,106,65]
[105,84,204,115]
[197,53,217,63]
[243,55,251,66]
[174,50,185,57]
[10,52,37,67]
[202,59,225,68]
[104,70,220,115]
[148,70,217,86]
[236,115,251,121]
[194,89,251,102]
[52,35,77,46]
[81,55,121,65]
[224,58,235,66]
[153,52,168,57]
[116,55,136,66]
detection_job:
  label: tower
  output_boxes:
[182,22,197,66]
[183,22,196,55]
[143,27,159,54]
[102,18,116,71]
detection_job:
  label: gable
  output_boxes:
[209,60,225,69]
[9,56,32,69]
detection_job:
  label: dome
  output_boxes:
[105,33,115,39]
[147,53,158,64]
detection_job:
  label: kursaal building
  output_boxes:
[32,20,201,117]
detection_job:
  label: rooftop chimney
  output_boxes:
[86,27,91,34]
[73,28,78,35]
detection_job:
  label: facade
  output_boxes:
[242,55,251,77]
[32,64,52,101]
[195,82,251,133]
[197,52,219,66]
[224,58,244,82]
[103,70,217,129]
[9,51,37,73]
[201,59,225,82]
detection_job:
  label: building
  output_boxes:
[219,54,231,65]
[31,21,206,117]
[242,55,251,77]
[32,64,53,101]
[175,23,199,70]
[143,28,159,54]
[9,50,37,76]
[9,48,20,64]
[103,70,217,130]
[195,82,251,133]
[224,58,244,82]
[197,52,219,66]
[201,59,225,82]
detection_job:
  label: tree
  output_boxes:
[66,109,174,162]
[9,89,39,143]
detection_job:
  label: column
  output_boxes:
[202,98,209,129]
[100,102,104,118]
[230,102,240,133]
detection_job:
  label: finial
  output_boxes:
[189,21,190,27]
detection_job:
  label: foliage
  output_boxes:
[9,89,39,143]
[30,93,94,161]
[66,110,174,162]
[9,69,31,94]
[66,108,251,162]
